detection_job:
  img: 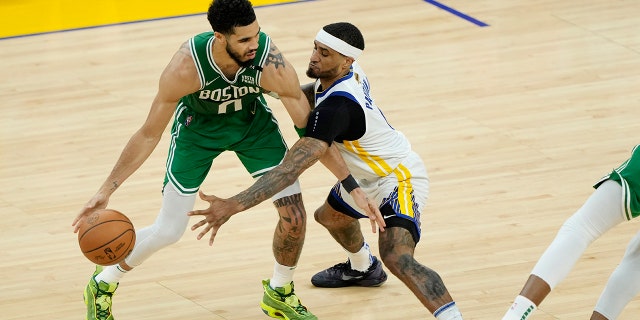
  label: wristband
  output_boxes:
[341,174,359,193]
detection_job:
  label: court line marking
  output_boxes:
[423,0,489,27]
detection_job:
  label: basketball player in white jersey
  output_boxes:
[188,22,464,320]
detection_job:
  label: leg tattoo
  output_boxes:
[380,227,453,313]
[272,194,306,266]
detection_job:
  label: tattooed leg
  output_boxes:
[379,227,454,313]
[272,193,307,266]
[314,201,365,253]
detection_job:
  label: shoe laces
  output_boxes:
[94,292,112,319]
[330,260,368,276]
[92,283,114,319]
[275,288,310,315]
[329,261,352,272]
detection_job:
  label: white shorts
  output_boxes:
[328,151,429,241]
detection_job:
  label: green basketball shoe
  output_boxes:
[260,279,317,320]
[84,265,119,320]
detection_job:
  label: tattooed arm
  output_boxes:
[259,41,311,128]
[189,137,327,244]
[235,137,325,209]
[189,134,385,243]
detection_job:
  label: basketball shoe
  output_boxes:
[260,279,317,320]
[84,265,118,320]
[311,256,387,288]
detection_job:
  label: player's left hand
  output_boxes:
[350,187,385,233]
[188,190,240,245]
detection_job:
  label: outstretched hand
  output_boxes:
[188,190,240,245]
[350,187,385,233]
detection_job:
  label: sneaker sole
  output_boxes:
[260,301,287,320]
[311,276,387,288]
[261,300,318,320]
[311,280,387,288]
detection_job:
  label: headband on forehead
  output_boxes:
[315,29,363,60]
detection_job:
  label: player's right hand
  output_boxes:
[350,187,385,233]
[188,190,241,246]
[72,193,109,233]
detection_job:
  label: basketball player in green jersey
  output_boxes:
[71,1,378,320]
[503,144,640,320]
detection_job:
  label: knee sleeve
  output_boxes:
[531,180,624,289]
[125,182,196,267]
[594,231,640,319]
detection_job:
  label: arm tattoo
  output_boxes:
[265,43,286,69]
[231,138,327,209]
[109,180,119,192]
[176,41,191,56]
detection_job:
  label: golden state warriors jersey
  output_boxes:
[314,62,412,180]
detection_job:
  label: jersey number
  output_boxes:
[217,99,243,114]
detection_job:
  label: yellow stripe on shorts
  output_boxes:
[393,163,416,218]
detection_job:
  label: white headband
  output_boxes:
[315,29,363,60]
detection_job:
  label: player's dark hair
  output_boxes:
[207,0,257,35]
[322,22,365,50]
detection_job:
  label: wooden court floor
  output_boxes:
[1,0,640,319]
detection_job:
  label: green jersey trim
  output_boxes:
[255,35,271,87]
[189,36,209,89]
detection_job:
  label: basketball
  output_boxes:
[77,208,135,266]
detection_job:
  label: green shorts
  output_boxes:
[594,144,640,220]
[163,100,287,195]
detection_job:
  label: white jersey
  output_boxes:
[314,62,412,181]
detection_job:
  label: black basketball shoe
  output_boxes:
[311,256,388,288]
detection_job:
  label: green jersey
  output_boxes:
[181,31,270,116]
[163,31,289,194]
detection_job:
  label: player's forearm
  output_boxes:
[279,94,311,129]
[230,165,300,211]
[319,144,350,181]
[230,137,325,211]
[98,130,161,196]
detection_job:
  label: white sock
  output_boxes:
[434,301,463,320]
[348,242,373,272]
[95,264,128,284]
[502,295,537,320]
[270,262,296,288]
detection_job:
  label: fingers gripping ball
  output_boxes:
[78,209,135,266]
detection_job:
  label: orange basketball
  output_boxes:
[78,208,135,266]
